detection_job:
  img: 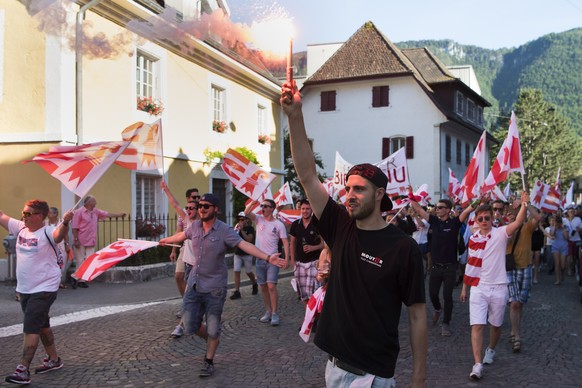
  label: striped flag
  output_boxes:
[72,239,158,282]
[460,131,487,206]
[116,120,163,173]
[221,149,276,200]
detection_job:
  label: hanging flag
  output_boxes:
[482,111,524,193]
[116,120,163,173]
[273,182,293,208]
[24,141,131,199]
[530,179,548,209]
[460,131,488,206]
[448,168,462,201]
[531,179,561,213]
[375,148,410,198]
[221,149,276,200]
[299,286,326,343]
[503,182,512,199]
[72,239,158,282]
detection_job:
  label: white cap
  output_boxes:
[237,211,246,218]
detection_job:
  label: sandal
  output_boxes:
[509,334,515,343]
[512,339,521,353]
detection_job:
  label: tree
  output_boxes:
[283,130,327,199]
[490,88,582,190]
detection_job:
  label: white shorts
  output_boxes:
[469,284,508,327]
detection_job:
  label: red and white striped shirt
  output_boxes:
[464,226,510,286]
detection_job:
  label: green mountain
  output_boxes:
[396,28,582,136]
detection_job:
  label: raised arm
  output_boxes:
[161,180,186,220]
[281,82,328,219]
[506,192,530,236]
[408,194,429,221]
[53,210,73,244]
[244,200,258,223]
[0,210,10,231]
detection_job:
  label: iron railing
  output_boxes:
[96,214,179,250]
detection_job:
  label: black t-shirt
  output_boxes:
[428,214,462,264]
[234,225,255,255]
[314,197,425,378]
[289,217,321,263]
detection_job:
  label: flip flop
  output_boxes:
[512,339,521,353]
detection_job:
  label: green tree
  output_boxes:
[283,130,327,199]
[490,88,582,190]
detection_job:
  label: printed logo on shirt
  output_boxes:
[360,251,383,267]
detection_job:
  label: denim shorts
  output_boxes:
[233,254,254,273]
[20,291,58,334]
[182,286,226,339]
[256,259,280,285]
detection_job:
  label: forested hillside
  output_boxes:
[396,28,582,136]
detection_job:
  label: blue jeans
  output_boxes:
[182,286,226,339]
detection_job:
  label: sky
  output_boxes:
[229,0,582,52]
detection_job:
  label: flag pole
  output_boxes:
[520,173,526,192]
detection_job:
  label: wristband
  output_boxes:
[265,254,271,262]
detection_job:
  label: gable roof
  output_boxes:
[304,21,424,85]
[401,47,457,84]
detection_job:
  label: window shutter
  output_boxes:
[382,138,391,159]
[372,86,389,107]
[321,91,336,111]
[445,135,451,162]
[405,136,414,159]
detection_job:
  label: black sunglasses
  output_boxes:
[436,206,449,210]
[477,216,491,222]
[190,195,201,200]
[198,203,214,209]
[260,204,274,209]
[22,211,41,218]
[185,206,198,211]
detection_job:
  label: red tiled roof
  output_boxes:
[401,48,457,84]
[305,21,417,84]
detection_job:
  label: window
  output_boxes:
[456,139,462,165]
[477,106,483,126]
[391,136,406,155]
[212,84,226,122]
[465,143,470,166]
[320,91,336,111]
[257,105,267,135]
[467,99,475,122]
[136,174,162,218]
[136,51,158,99]
[445,135,451,162]
[372,86,389,107]
[455,92,464,116]
[382,136,414,159]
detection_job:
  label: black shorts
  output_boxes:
[19,291,58,334]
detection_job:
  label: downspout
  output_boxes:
[76,0,103,145]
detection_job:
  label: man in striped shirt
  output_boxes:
[460,192,529,381]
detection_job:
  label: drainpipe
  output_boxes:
[76,0,103,145]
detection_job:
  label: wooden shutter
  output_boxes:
[382,138,391,159]
[405,136,414,159]
[372,86,389,107]
[321,91,336,111]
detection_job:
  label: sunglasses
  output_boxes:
[190,195,201,200]
[436,206,449,210]
[493,207,504,212]
[198,203,214,210]
[185,206,198,211]
[22,211,41,218]
[477,216,491,222]
[260,204,274,209]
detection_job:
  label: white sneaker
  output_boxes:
[483,347,495,364]
[470,363,483,380]
[259,311,271,323]
[171,325,184,338]
[270,313,280,326]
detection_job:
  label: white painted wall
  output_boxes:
[302,77,447,197]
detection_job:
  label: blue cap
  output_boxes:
[199,193,220,206]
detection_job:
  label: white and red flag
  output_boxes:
[277,209,301,225]
[273,182,293,208]
[448,168,462,201]
[24,141,131,199]
[299,286,326,342]
[375,148,410,198]
[221,148,276,200]
[116,121,163,173]
[72,239,158,282]
[488,185,507,202]
[321,177,335,199]
[333,152,352,195]
[244,190,274,216]
[482,111,524,193]
[531,179,561,213]
[531,179,549,209]
[460,131,488,206]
